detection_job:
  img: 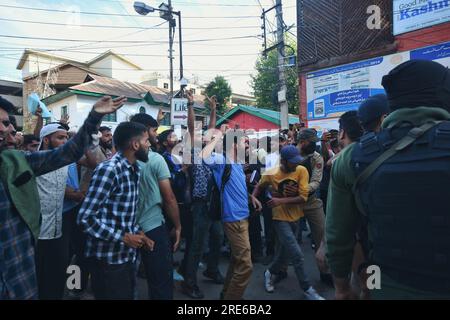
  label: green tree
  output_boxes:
[251,39,298,115]
[204,76,232,115]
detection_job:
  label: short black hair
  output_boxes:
[0,96,15,114]
[158,129,174,144]
[113,121,147,151]
[23,134,39,145]
[339,111,363,142]
[129,113,158,129]
[99,126,112,133]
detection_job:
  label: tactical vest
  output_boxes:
[351,121,450,294]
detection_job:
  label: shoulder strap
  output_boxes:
[352,121,440,216]
[221,164,232,191]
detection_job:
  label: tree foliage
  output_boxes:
[204,75,232,115]
[251,39,298,115]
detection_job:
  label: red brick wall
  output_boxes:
[396,23,450,52]
[299,74,308,126]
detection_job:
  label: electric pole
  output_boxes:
[276,0,289,129]
[168,0,174,115]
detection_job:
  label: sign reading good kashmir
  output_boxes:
[305,40,450,127]
[393,0,450,35]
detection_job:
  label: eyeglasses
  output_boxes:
[1,119,11,128]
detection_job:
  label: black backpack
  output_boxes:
[206,164,231,221]
[352,121,450,294]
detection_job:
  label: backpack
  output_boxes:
[206,164,232,221]
[162,151,189,204]
[351,121,450,294]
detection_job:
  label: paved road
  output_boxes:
[137,235,335,301]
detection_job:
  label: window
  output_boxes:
[139,106,146,114]
[104,111,117,122]
[61,105,68,118]
[163,83,169,89]
[191,89,196,95]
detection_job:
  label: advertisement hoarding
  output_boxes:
[305,40,450,132]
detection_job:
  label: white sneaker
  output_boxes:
[264,269,275,293]
[304,286,325,300]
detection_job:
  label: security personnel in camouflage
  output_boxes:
[297,129,325,250]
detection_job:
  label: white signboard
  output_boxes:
[306,51,409,121]
[393,0,450,35]
[306,40,450,126]
[171,98,188,126]
[308,118,340,138]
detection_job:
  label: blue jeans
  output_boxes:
[184,200,224,286]
[140,224,173,300]
[269,220,311,291]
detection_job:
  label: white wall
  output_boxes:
[47,94,162,132]
[111,57,144,83]
[90,57,113,78]
[21,55,66,78]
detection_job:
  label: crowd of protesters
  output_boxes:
[1,59,450,300]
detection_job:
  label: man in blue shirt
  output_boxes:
[202,129,261,300]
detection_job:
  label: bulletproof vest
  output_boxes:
[351,121,450,294]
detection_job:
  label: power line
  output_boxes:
[0,34,260,44]
[0,4,260,19]
[0,17,261,30]
[89,0,273,7]
[0,47,260,57]
[0,55,256,72]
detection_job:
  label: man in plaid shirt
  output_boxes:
[78,121,154,300]
[0,95,126,300]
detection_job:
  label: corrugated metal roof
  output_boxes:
[217,105,300,126]
[69,74,205,108]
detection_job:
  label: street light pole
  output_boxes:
[178,12,183,81]
[168,0,174,117]
[133,1,185,125]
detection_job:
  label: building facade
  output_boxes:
[297,0,450,132]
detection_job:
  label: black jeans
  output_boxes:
[179,203,193,276]
[184,200,223,286]
[140,224,173,300]
[36,236,68,300]
[89,259,135,300]
[249,213,263,257]
[65,205,90,292]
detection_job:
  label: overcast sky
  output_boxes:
[0,0,297,95]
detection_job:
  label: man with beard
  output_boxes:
[295,129,330,285]
[181,92,225,299]
[251,145,324,300]
[79,126,114,193]
[78,121,154,300]
[0,95,126,300]
[21,134,40,153]
[130,113,182,300]
[98,126,114,159]
[5,116,18,150]
[34,122,73,299]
